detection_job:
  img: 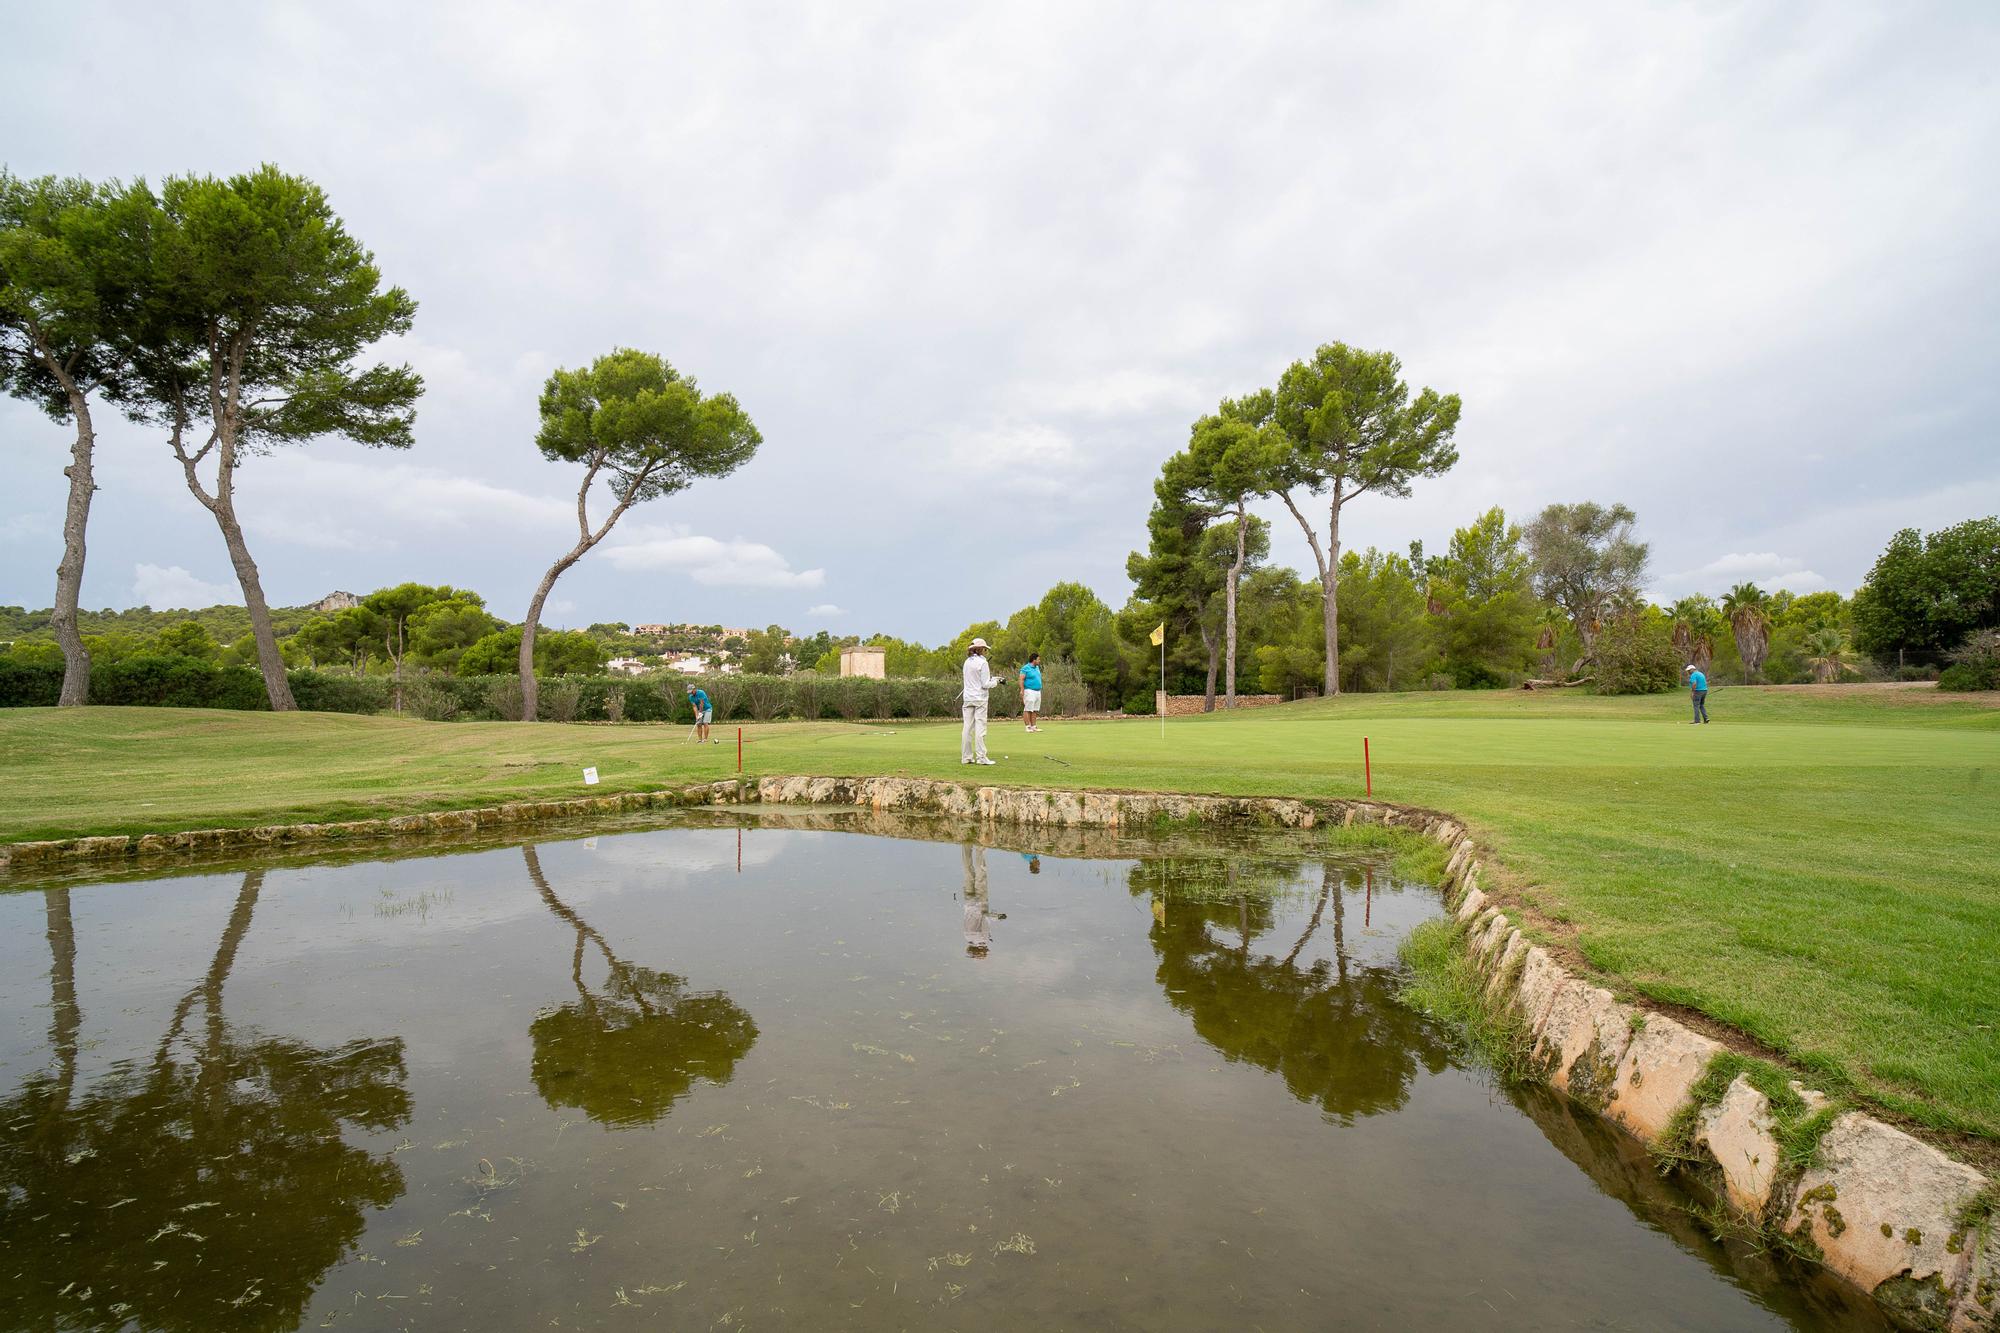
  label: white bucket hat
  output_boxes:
[969,637,989,649]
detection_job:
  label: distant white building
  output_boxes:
[606,657,649,676]
[665,654,713,675]
[633,623,669,635]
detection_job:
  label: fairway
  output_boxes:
[5,685,1998,1151]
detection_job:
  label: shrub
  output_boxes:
[1039,659,1089,717]
[1893,663,1939,683]
[91,654,269,709]
[1594,618,1681,695]
[741,674,789,721]
[401,670,461,721]
[0,658,63,707]
[604,686,626,723]
[485,676,525,720]
[539,677,584,722]
[289,670,392,715]
[790,674,820,721]
[1939,630,2000,692]
[1425,672,1454,691]
[701,674,745,722]
[827,676,871,720]
[1121,686,1156,714]
[1448,661,1510,690]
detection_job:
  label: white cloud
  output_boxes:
[132,563,241,610]
[1657,552,1830,599]
[236,455,573,551]
[601,523,825,588]
[805,603,846,618]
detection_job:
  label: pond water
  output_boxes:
[0,813,1887,1332]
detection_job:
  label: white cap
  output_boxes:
[1685,664,1697,672]
[970,637,989,649]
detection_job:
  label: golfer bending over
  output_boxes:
[1684,665,1710,724]
[961,638,1001,765]
[687,684,715,743]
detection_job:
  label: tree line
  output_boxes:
[2,167,756,720]
[8,169,1993,717]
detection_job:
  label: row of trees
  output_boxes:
[2,168,762,721]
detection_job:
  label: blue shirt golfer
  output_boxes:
[1685,666,1709,724]
[688,686,714,743]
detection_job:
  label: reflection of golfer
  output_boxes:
[1684,665,1710,725]
[687,685,714,743]
[960,844,1005,955]
[961,638,1001,765]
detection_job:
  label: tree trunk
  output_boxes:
[1324,492,1342,696]
[1276,487,1338,698]
[44,888,80,1108]
[212,498,297,710]
[175,410,296,711]
[1199,620,1218,711]
[520,459,644,721]
[1225,500,1245,707]
[53,389,96,706]
[519,556,578,722]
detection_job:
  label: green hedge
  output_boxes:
[1,656,1101,721]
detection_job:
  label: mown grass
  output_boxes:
[3,683,1997,1142]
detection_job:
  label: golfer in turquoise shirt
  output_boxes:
[1019,653,1045,733]
[1685,666,1709,724]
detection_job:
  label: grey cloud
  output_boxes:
[3,1,1996,641]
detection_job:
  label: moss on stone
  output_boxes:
[1871,1271,1954,1333]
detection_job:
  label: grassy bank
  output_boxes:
[3,685,1997,1143]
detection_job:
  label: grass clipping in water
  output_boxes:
[1396,916,1536,1084]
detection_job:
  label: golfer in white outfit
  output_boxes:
[961,638,1001,765]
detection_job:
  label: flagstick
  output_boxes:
[1159,630,1166,740]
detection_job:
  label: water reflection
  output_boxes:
[1138,855,1453,1122]
[0,872,411,1333]
[958,844,1009,956]
[524,844,758,1127]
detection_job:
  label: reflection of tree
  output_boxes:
[525,845,757,1127]
[0,871,411,1332]
[1138,856,1452,1123]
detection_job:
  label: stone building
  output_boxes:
[839,645,887,679]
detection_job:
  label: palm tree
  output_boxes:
[1721,583,1773,683]
[1805,624,1851,683]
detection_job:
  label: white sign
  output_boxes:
[582,767,599,785]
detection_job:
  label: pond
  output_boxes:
[0,813,1887,1331]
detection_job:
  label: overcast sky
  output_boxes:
[5,2,1996,640]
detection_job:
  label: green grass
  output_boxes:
[3,684,1998,1144]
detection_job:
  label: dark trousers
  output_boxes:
[1692,689,1709,723]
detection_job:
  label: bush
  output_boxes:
[485,676,525,720]
[0,658,62,706]
[1121,686,1156,715]
[290,670,392,715]
[91,654,269,709]
[539,677,584,722]
[741,674,789,721]
[1938,631,2000,692]
[604,686,626,723]
[1594,618,1681,695]
[1448,661,1510,690]
[1892,663,1938,683]
[401,670,462,721]
[824,676,872,720]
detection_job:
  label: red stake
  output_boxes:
[1363,736,1372,796]
[737,727,743,773]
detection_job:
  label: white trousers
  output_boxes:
[961,700,990,761]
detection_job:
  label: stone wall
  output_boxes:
[4,772,1992,1329]
[1153,691,1290,717]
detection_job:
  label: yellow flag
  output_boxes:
[1148,622,1164,647]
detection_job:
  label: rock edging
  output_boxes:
[4,773,1992,1329]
